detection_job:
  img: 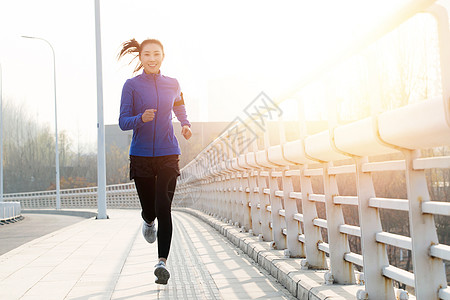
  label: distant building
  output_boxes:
[105,124,132,153]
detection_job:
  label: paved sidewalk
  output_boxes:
[0,212,93,255]
[0,209,296,300]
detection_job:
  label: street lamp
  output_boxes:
[0,62,3,202]
[95,0,108,219]
[21,35,61,210]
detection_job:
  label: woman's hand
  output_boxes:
[181,125,192,140]
[142,109,157,122]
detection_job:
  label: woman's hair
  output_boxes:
[117,38,164,73]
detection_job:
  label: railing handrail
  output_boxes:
[3,182,136,198]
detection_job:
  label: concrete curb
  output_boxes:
[176,207,361,300]
[22,209,98,219]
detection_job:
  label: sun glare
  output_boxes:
[276,6,441,128]
[1,0,442,149]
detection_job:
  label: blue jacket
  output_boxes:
[119,70,191,157]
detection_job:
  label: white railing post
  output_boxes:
[225,150,232,221]
[278,113,305,257]
[259,170,272,242]
[234,173,241,225]
[239,177,250,229]
[404,149,446,300]
[218,172,226,217]
[322,163,356,284]
[355,157,395,299]
[219,148,229,221]
[207,150,218,213]
[237,128,251,230]
[258,125,273,242]
[263,123,285,247]
[226,160,234,222]
[212,145,222,216]
[199,158,208,212]
[246,124,262,236]
[191,160,199,210]
[257,130,268,240]
[243,171,253,232]
[217,152,225,218]
[299,165,328,269]
[284,170,306,258]
[282,170,305,257]
[206,150,214,213]
[220,141,230,218]
[296,93,328,269]
[226,141,234,223]
[231,135,242,226]
[268,184,285,247]
[231,178,238,225]
[235,177,244,227]
[266,172,283,247]
[249,165,261,236]
[322,77,356,284]
[230,127,241,224]
[241,130,254,232]
[218,156,226,218]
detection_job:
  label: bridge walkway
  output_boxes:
[0,209,299,300]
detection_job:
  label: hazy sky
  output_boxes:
[0,0,412,150]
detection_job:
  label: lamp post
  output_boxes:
[94,0,108,219]
[21,36,61,210]
[0,62,3,202]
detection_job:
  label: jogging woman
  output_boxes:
[118,38,192,285]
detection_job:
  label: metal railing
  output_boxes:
[0,202,21,222]
[174,1,450,299]
[3,183,139,209]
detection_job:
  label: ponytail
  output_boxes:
[118,38,140,59]
[117,38,165,73]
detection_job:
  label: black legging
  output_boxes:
[134,169,178,259]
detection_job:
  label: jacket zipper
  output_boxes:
[152,75,159,156]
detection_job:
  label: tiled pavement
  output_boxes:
[0,209,297,300]
[0,212,94,256]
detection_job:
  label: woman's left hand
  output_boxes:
[181,125,192,140]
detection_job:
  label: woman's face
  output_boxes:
[140,43,164,74]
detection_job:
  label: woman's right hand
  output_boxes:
[142,109,157,122]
